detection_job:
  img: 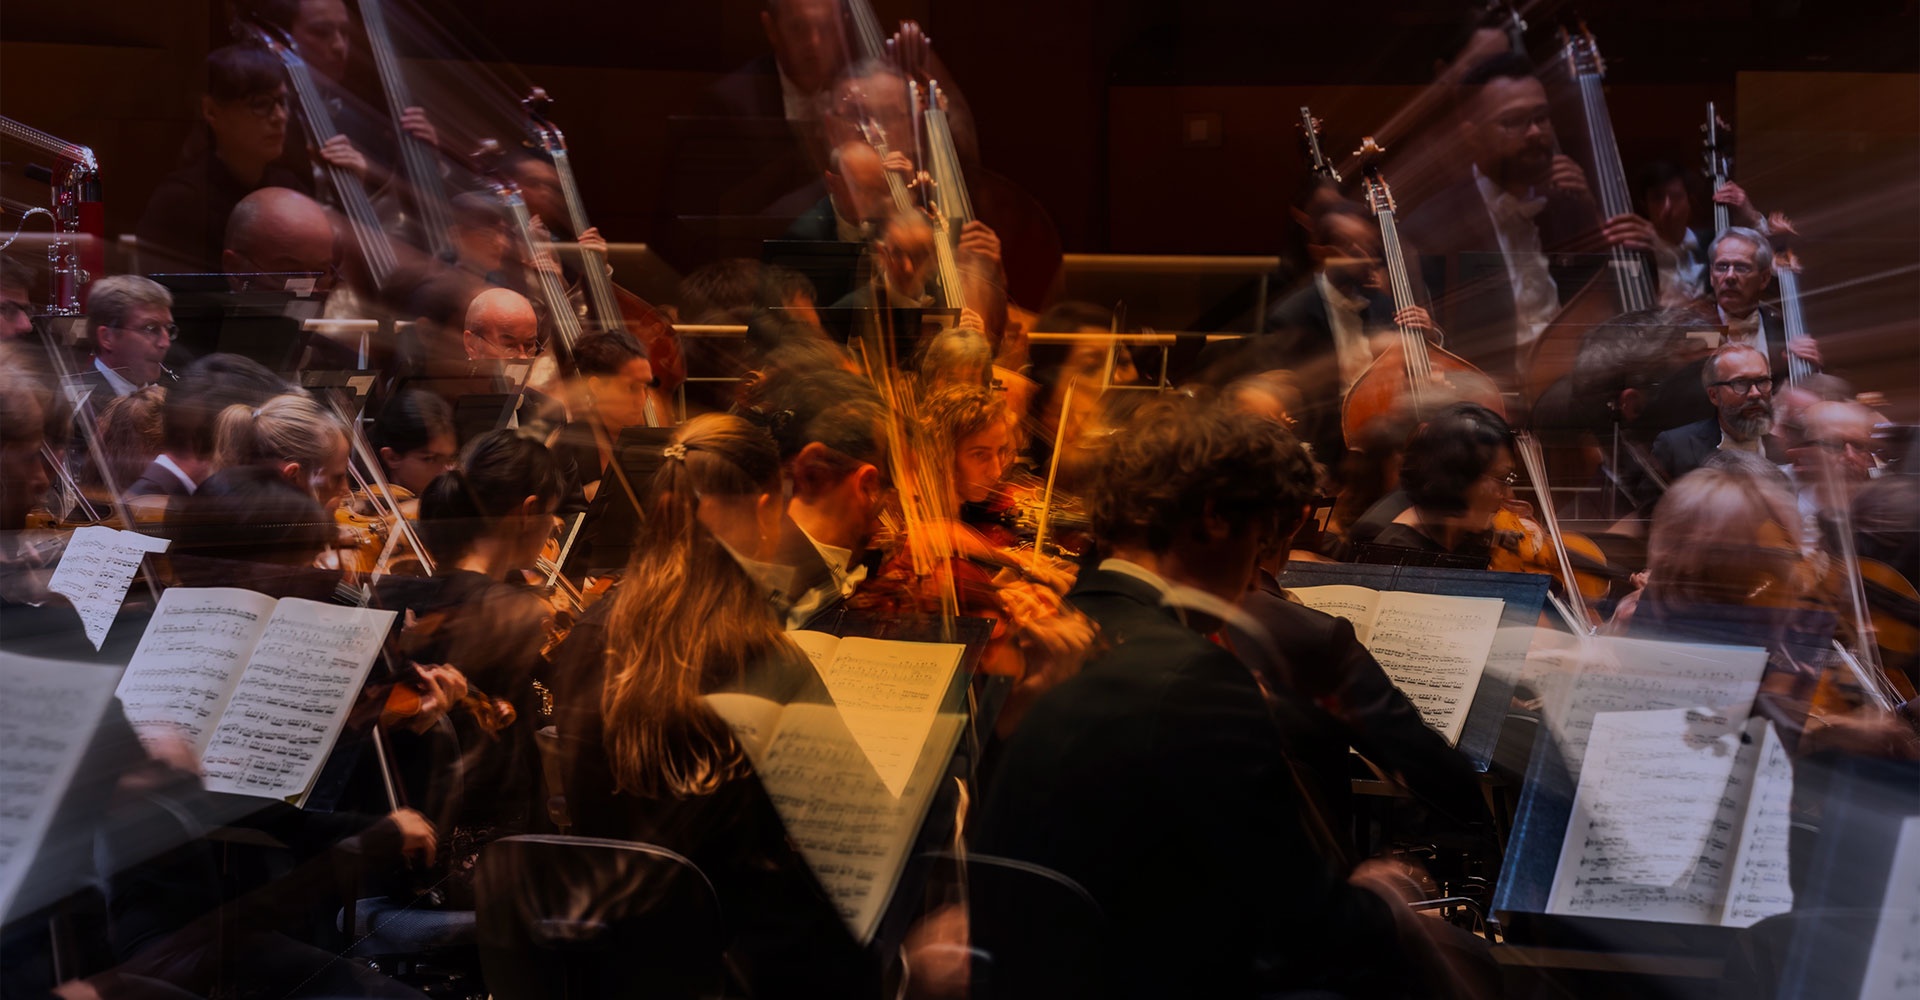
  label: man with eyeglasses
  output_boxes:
[1702,226,1822,377]
[70,276,177,425]
[0,256,35,343]
[1401,52,1657,384]
[1652,343,1785,480]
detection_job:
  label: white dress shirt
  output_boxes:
[1316,272,1376,390]
[1472,166,1557,357]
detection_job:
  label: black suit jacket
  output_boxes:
[1401,175,1605,380]
[125,458,193,500]
[975,567,1420,999]
[1229,572,1490,852]
[1650,416,1787,481]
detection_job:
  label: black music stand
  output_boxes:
[564,426,676,577]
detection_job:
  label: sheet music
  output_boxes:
[1538,635,1770,784]
[705,692,789,758]
[1366,592,1503,745]
[200,599,393,800]
[812,636,964,798]
[1546,710,1762,925]
[116,587,278,756]
[0,654,122,919]
[1858,816,1920,1000]
[46,526,169,650]
[751,702,964,943]
[1289,585,1381,645]
[789,629,841,674]
[1719,721,1795,927]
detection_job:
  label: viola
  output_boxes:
[1339,135,1505,447]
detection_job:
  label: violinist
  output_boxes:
[548,331,655,506]
[80,387,165,504]
[369,388,458,501]
[549,412,878,996]
[1401,52,1654,382]
[211,392,352,513]
[1787,399,1881,552]
[1364,402,1516,567]
[136,45,368,274]
[380,428,566,904]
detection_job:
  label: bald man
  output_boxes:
[222,186,336,292]
[463,287,541,361]
[785,139,911,242]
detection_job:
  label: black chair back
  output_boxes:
[938,852,1104,1000]
[476,835,725,1000]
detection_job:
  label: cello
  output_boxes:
[1340,137,1505,446]
[359,0,455,262]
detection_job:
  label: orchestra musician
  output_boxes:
[1401,52,1656,382]
[70,275,178,431]
[1363,402,1517,567]
[125,353,286,503]
[0,257,35,342]
[1652,343,1785,481]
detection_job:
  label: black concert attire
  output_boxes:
[974,564,1428,999]
[1228,569,1492,855]
[549,602,876,997]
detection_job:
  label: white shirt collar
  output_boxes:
[153,454,198,494]
[94,357,137,397]
[1718,427,1765,455]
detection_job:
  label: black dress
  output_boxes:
[548,602,877,997]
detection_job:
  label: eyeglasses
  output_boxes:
[239,93,290,118]
[1711,261,1759,277]
[1490,110,1553,134]
[1711,376,1774,395]
[1488,470,1521,489]
[0,300,31,321]
[105,322,179,341]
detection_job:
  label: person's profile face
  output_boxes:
[387,434,457,497]
[1645,177,1692,244]
[0,282,34,340]
[205,86,289,163]
[765,0,847,95]
[0,405,49,531]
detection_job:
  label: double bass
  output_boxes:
[1520,25,1659,410]
[520,88,682,414]
[1340,135,1505,447]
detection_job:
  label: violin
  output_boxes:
[1487,502,1621,605]
[1339,135,1505,447]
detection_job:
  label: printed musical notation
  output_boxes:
[708,693,963,944]
[116,588,393,801]
[116,588,277,754]
[1290,585,1503,745]
[789,632,964,798]
[46,526,169,650]
[1859,816,1920,999]
[200,598,391,799]
[1546,711,1792,928]
[1719,722,1794,927]
[0,654,121,918]
[1534,635,1770,785]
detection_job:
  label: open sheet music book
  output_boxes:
[115,587,394,804]
[1546,711,1794,927]
[1288,584,1504,745]
[707,631,968,944]
[1858,815,1920,999]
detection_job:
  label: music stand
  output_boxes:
[153,272,328,373]
[564,425,676,577]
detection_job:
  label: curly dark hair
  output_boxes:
[1090,394,1318,554]
[1399,403,1514,517]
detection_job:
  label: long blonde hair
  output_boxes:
[599,412,793,798]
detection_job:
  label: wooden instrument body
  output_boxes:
[1341,338,1506,444]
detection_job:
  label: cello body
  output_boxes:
[1341,339,1506,444]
